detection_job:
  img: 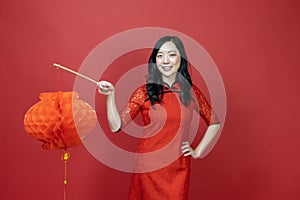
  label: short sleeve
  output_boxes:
[120,86,147,128]
[191,85,220,125]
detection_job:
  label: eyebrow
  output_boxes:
[157,50,177,53]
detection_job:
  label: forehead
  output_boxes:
[158,41,179,52]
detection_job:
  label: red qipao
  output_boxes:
[120,82,219,200]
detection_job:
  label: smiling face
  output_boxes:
[156,41,181,84]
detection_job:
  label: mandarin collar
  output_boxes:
[163,81,181,92]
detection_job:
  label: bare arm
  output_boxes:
[182,123,220,159]
[181,84,221,158]
[98,81,121,132]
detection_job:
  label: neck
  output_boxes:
[162,74,177,87]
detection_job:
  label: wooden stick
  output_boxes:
[53,63,98,85]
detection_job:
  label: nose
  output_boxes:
[163,55,169,64]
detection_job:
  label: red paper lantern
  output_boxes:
[24,91,97,150]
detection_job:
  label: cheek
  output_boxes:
[156,58,162,65]
[172,56,181,65]
[173,57,181,71]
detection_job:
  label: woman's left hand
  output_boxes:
[181,142,199,159]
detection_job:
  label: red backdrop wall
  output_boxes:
[1,0,300,199]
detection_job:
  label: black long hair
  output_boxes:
[146,36,193,106]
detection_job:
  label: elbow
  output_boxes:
[110,126,121,133]
[208,123,221,133]
[210,122,221,128]
[110,122,122,133]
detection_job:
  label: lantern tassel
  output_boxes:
[61,149,70,200]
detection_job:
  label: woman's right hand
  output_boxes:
[97,81,114,95]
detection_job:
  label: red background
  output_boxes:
[1,0,300,199]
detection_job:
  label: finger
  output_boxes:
[98,81,110,87]
[98,86,111,94]
[99,83,109,89]
[98,85,108,92]
[183,152,191,157]
[181,148,191,153]
[107,85,114,91]
[99,85,112,92]
[181,144,190,149]
[100,83,114,92]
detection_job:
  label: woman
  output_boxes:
[98,36,220,200]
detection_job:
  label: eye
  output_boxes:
[156,54,163,58]
[169,53,177,57]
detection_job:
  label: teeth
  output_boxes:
[163,66,172,71]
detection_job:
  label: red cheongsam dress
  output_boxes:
[119,82,219,200]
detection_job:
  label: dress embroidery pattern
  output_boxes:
[120,83,219,200]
